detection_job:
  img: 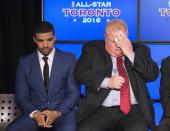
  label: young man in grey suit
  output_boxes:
[76,19,159,131]
[7,21,79,131]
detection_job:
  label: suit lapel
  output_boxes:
[124,57,138,97]
[31,51,47,96]
[102,42,112,77]
[124,57,132,71]
[48,49,61,95]
[97,42,113,102]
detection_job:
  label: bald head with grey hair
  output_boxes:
[105,19,128,36]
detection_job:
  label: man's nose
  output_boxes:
[43,41,48,47]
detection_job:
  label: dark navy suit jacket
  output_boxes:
[15,47,79,116]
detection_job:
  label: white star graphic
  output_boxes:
[73,18,77,22]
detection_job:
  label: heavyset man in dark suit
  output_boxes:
[75,19,159,131]
[157,56,170,131]
[6,21,79,131]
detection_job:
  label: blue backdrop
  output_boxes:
[44,0,138,40]
[140,0,170,41]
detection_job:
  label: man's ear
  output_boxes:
[53,36,56,41]
[33,36,36,43]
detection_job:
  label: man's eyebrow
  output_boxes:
[47,37,53,40]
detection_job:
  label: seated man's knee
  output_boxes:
[156,125,169,131]
[78,126,104,131]
[6,124,14,131]
[6,116,38,131]
[125,126,148,131]
[156,118,170,131]
[7,122,38,131]
[54,124,76,131]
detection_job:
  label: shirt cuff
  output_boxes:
[128,52,135,65]
[98,77,110,90]
[29,110,39,118]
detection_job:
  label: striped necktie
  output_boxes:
[116,57,131,114]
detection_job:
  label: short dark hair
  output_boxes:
[33,21,55,36]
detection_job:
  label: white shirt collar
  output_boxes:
[111,56,125,61]
[37,47,55,61]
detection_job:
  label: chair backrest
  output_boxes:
[0,94,20,127]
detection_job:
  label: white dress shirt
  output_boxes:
[37,48,55,80]
[101,54,138,107]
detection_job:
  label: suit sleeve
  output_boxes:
[15,58,37,116]
[132,45,159,82]
[160,57,170,117]
[75,42,106,93]
[55,55,79,114]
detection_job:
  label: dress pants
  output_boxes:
[6,110,76,131]
[78,105,148,131]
